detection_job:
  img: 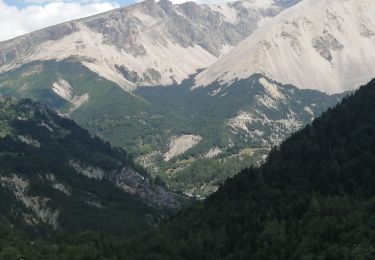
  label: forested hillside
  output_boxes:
[119,79,375,259]
[0,97,179,240]
[1,80,373,259]
[0,61,345,197]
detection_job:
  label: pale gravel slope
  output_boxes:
[0,0,299,91]
[195,0,375,94]
[164,135,202,161]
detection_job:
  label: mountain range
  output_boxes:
[1,0,374,94]
[0,0,359,198]
[1,66,374,260]
[0,0,300,90]
[0,61,345,197]
[0,0,374,258]
[118,78,375,260]
[195,0,375,93]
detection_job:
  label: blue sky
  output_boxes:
[0,0,135,41]
[0,0,220,41]
[3,0,135,8]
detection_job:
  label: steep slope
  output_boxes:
[135,74,342,192]
[0,61,344,197]
[0,97,179,236]
[0,0,300,90]
[4,76,373,260]
[119,78,375,259]
[196,0,375,93]
[131,74,345,197]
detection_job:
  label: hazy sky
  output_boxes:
[0,0,227,41]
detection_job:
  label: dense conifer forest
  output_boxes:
[0,98,174,256]
[117,79,375,259]
[1,79,375,259]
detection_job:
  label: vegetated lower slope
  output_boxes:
[0,97,179,238]
[119,79,375,259]
[134,74,345,196]
[0,60,345,197]
[0,80,371,260]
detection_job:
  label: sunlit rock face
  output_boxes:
[195,0,375,94]
[0,0,299,90]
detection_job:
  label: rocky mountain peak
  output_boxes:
[157,0,174,11]
[195,0,375,94]
[0,0,298,90]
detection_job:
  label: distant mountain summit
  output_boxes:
[0,0,299,90]
[1,0,359,199]
[195,0,375,93]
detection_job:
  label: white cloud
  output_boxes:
[0,0,119,41]
[195,0,232,4]
[141,0,233,5]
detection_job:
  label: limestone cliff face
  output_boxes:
[71,160,180,209]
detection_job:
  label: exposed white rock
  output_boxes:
[52,78,73,101]
[304,106,314,117]
[45,174,72,196]
[0,175,59,229]
[23,22,218,91]
[228,111,256,134]
[228,110,303,145]
[255,77,289,109]
[70,160,180,209]
[70,160,106,180]
[163,134,202,161]
[209,4,238,24]
[52,183,72,196]
[209,0,283,25]
[17,135,40,148]
[40,121,54,132]
[242,0,275,9]
[85,200,104,209]
[70,93,89,112]
[52,77,89,112]
[0,0,298,90]
[259,77,286,102]
[70,160,140,194]
[195,0,375,94]
[205,147,223,158]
